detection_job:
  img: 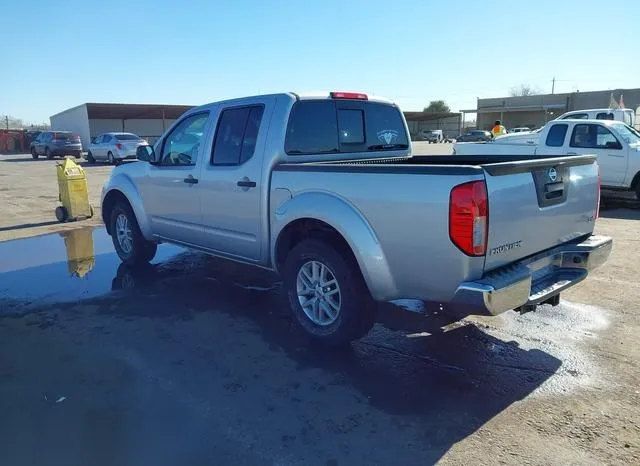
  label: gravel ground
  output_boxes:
[0,150,639,465]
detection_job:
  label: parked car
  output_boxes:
[87,132,148,165]
[101,91,611,346]
[456,130,492,142]
[418,129,444,143]
[30,131,82,159]
[454,118,640,198]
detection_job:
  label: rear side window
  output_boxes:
[211,105,264,165]
[285,100,408,155]
[570,124,620,149]
[545,124,568,147]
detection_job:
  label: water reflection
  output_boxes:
[59,229,95,278]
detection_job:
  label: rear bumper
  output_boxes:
[51,147,82,156]
[451,235,612,316]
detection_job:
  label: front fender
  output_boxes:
[102,173,153,240]
[272,191,397,301]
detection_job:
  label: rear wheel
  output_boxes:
[110,202,157,266]
[55,206,68,222]
[108,152,115,165]
[45,148,53,159]
[283,239,375,346]
[31,147,38,159]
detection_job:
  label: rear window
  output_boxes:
[562,113,589,120]
[114,133,140,141]
[545,124,568,147]
[596,112,614,120]
[53,132,72,140]
[285,100,408,155]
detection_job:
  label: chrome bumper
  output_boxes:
[451,235,612,316]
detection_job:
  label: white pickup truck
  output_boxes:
[454,119,640,197]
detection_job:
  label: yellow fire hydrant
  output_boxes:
[55,157,93,222]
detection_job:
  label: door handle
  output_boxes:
[183,176,198,184]
[237,179,256,188]
[566,152,578,156]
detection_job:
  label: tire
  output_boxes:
[109,202,157,266]
[31,147,38,159]
[283,239,375,346]
[107,152,115,165]
[45,148,53,160]
[87,152,95,164]
[55,206,68,222]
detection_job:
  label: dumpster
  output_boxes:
[59,228,95,278]
[55,157,93,222]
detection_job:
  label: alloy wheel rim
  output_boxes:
[296,260,341,326]
[115,213,133,254]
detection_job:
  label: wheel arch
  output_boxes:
[272,192,396,301]
[101,179,152,239]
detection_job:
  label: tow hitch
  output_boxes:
[517,293,561,314]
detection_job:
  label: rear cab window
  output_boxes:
[562,113,589,120]
[285,99,408,155]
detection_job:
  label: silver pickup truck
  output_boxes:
[101,91,612,345]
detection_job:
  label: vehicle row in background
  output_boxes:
[87,133,148,165]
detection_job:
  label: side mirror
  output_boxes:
[605,141,622,150]
[137,145,157,163]
[90,137,96,144]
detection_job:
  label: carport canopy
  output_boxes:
[85,103,194,120]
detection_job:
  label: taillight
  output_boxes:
[449,181,488,256]
[330,91,368,100]
[115,143,124,150]
[595,164,601,221]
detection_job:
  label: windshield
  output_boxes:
[611,123,640,145]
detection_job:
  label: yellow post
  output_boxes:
[55,157,93,222]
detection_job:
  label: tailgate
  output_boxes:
[482,155,599,271]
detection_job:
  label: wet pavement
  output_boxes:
[0,227,607,465]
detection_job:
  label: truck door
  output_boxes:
[198,97,274,261]
[139,112,212,244]
[565,123,627,187]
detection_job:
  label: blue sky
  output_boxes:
[1,0,638,124]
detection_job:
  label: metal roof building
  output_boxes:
[464,88,640,131]
[50,103,194,147]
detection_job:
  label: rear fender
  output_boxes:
[272,191,396,301]
[102,174,152,240]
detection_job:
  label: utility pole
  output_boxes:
[4,115,8,131]
[551,77,556,95]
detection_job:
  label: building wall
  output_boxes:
[477,88,640,130]
[406,115,461,139]
[50,104,91,147]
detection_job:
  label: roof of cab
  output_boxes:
[190,91,395,113]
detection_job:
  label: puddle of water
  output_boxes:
[0,227,185,310]
[471,301,611,397]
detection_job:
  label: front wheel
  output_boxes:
[110,202,157,266]
[45,148,53,159]
[31,148,38,159]
[86,151,95,164]
[283,239,375,346]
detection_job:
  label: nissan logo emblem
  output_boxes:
[548,167,558,182]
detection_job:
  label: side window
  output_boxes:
[160,112,209,166]
[562,113,589,120]
[570,124,620,149]
[102,135,111,143]
[545,124,568,147]
[211,105,264,165]
[596,112,614,120]
[285,101,338,154]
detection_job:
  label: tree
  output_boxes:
[0,115,24,129]
[509,84,542,97]
[423,100,451,113]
